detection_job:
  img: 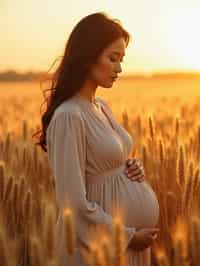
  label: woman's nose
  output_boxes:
[116,63,122,74]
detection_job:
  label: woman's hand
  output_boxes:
[124,158,145,182]
[127,228,160,251]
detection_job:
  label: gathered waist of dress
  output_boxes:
[86,162,127,185]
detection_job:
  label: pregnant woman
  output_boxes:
[36,12,160,266]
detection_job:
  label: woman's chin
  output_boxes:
[101,81,114,88]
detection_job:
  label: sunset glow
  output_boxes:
[1,0,200,74]
[167,8,200,70]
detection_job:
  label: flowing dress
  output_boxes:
[46,95,160,266]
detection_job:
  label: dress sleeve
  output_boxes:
[46,110,136,251]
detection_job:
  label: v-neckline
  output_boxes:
[93,99,116,130]
[71,95,116,132]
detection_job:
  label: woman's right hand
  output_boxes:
[128,228,160,251]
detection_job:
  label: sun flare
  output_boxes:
[168,9,200,70]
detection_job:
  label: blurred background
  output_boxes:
[0,0,200,129]
[1,0,200,75]
[0,2,200,266]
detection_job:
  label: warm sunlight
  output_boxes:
[1,0,200,73]
[1,2,200,266]
[167,8,200,70]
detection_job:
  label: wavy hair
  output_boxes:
[32,12,131,152]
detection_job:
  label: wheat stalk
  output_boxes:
[30,237,43,266]
[155,248,170,266]
[4,175,13,203]
[176,145,185,188]
[63,208,76,255]
[45,205,55,261]
[159,139,165,164]
[0,231,9,266]
[148,115,155,140]
[112,215,127,266]
[0,161,5,200]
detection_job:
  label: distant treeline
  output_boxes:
[0,70,47,82]
[0,69,200,81]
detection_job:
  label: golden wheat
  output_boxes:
[64,208,76,255]
[177,145,185,189]
[0,79,200,265]
[112,215,127,266]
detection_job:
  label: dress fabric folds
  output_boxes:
[46,95,160,266]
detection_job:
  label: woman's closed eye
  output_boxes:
[110,56,124,63]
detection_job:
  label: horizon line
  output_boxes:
[0,68,200,76]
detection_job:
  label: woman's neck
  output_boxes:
[76,78,97,103]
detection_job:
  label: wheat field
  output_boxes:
[0,77,200,266]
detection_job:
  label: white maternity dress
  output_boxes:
[46,95,160,266]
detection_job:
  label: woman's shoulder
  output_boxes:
[47,99,84,131]
[53,98,83,119]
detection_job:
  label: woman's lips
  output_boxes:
[111,76,117,81]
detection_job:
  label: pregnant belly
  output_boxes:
[118,178,160,228]
[86,174,160,229]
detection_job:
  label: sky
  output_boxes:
[1,0,200,74]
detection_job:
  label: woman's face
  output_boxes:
[88,37,126,88]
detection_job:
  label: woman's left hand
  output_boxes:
[124,158,145,182]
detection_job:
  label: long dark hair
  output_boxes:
[33,12,131,152]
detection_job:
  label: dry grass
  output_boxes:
[0,78,200,265]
